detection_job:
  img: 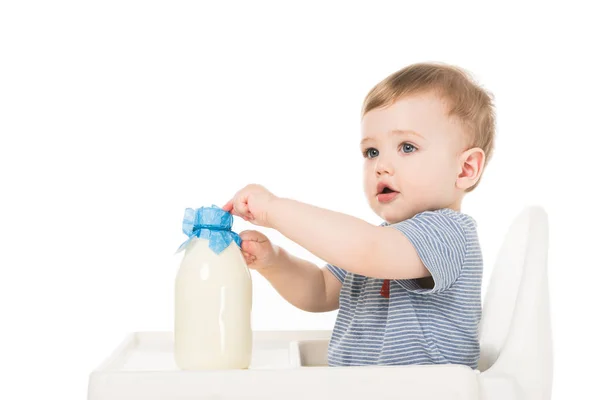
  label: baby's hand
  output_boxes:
[239,230,279,271]
[223,184,277,228]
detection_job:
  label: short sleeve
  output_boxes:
[390,211,467,294]
[326,263,347,283]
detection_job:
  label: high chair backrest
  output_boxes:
[477,206,552,399]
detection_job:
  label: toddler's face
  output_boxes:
[361,92,467,223]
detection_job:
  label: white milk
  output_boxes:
[174,237,252,370]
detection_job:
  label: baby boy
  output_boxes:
[223,62,495,368]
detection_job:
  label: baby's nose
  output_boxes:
[376,159,394,175]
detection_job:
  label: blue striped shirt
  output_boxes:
[326,208,482,368]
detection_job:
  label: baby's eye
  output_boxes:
[363,148,379,159]
[400,143,417,153]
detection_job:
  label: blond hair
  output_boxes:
[362,62,495,192]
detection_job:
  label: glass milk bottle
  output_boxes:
[174,206,252,370]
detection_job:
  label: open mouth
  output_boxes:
[377,184,399,203]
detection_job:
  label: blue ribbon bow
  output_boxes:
[176,205,242,255]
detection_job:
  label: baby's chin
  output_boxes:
[375,207,406,225]
[381,216,404,225]
[368,195,418,223]
[375,202,427,224]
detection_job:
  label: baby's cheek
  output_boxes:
[406,174,442,199]
[362,173,373,192]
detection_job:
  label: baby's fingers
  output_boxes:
[242,250,256,264]
[242,239,259,254]
[222,200,234,213]
[232,197,254,220]
[222,197,249,218]
[239,230,265,241]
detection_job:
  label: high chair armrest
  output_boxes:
[288,339,479,400]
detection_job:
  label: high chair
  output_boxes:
[88,206,552,400]
[476,205,553,399]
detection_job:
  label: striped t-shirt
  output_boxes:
[326,208,482,368]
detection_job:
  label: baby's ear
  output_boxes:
[456,148,485,190]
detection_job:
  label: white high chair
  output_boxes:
[87,206,553,400]
[476,205,553,399]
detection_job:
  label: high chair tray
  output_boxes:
[88,331,479,400]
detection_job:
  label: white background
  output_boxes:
[1,1,598,399]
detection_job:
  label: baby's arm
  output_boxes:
[267,197,430,279]
[259,246,341,312]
